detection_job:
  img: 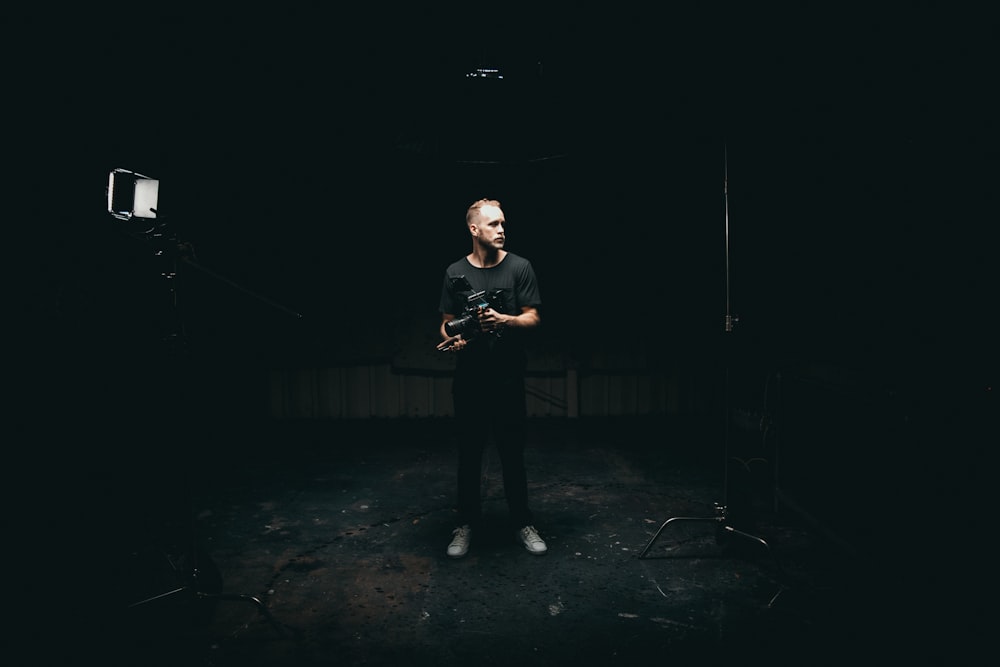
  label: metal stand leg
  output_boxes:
[638,502,788,607]
[198,591,286,637]
[128,558,287,638]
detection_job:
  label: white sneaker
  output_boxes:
[517,525,547,555]
[447,525,471,558]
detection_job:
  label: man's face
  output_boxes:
[473,205,506,249]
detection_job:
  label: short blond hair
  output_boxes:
[466,198,502,226]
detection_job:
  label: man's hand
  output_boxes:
[437,334,466,352]
[478,307,505,333]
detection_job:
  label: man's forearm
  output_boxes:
[501,309,539,330]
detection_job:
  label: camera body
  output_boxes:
[444,276,504,339]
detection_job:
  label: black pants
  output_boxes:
[452,372,532,529]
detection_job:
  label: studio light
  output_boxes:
[103,166,305,321]
[107,167,160,221]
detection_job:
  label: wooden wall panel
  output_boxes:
[266,365,685,420]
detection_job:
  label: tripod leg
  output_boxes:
[721,525,789,606]
[128,586,190,608]
[722,525,785,577]
[638,515,726,559]
[199,592,287,637]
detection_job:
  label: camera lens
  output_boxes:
[445,314,477,337]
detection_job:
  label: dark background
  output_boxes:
[14,4,995,421]
[9,7,995,655]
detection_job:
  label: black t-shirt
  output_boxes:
[439,253,541,375]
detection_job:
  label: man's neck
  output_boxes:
[468,249,506,269]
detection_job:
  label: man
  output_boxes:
[437,198,547,558]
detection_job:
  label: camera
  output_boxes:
[444,275,504,339]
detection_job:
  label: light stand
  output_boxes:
[637,147,786,606]
[108,168,292,645]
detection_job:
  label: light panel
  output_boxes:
[107,168,159,220]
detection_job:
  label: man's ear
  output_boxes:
[469,223,479,237]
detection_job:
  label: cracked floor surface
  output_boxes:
[25,416,972,666]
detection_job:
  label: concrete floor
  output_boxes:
[19,415,985,666]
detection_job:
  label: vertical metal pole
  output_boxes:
[724,144,733,334]
[722,144,733,507]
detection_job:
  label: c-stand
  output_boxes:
[637,146,786,607]
[115,210,295,650]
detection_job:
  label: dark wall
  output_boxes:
[16,6,995,425]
